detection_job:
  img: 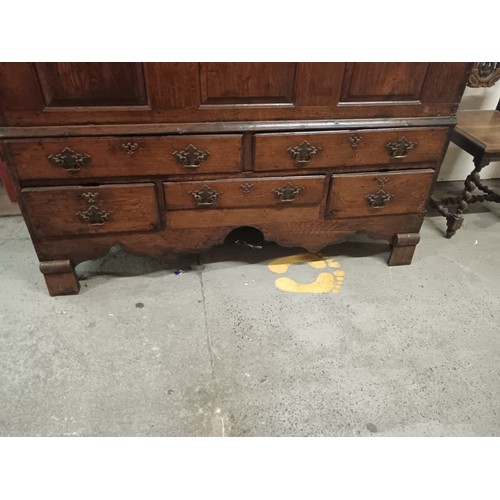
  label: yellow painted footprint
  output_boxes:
[267,252,327,273]
[268,253,345,294]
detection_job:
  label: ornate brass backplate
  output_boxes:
[365,177,394,208]
[385,136,416,158]
[273,182,304,202]
[76,192,112,225]
[240,183,253,194]
[287,140,322,164]
[173,144,211,168]
[47,147,92,172]
[189,184,220,207]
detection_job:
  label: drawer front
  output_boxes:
[327,170,435,218]
[254,127,448,171]
[7,135,242,180]
[22,183,159,237]
[164,176,325,210]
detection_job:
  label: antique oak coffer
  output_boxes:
[0,63,471,295]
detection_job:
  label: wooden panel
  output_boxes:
[254,127,448,171]
[0,63,45,116]
[7,135,243,180]
[340,63,430,102]
[421,63,472,103]
[328,170,435,218]
[0,63,471,126]
[294,63,344,106]
[22,183,159,237]
[164,176,325,210]
[35,63,148,107]
[145,63,200,110]
[199,63,297,105]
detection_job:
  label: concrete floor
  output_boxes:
[0,182,499,436]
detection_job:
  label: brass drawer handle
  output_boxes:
[76,192,112,225]
[365,178,394,208]
[385,136,416,158]
[287,140,322,164]
[47,147,92,172]
[121,142,139,155]
[273,182,304,202]
[173,144,211,168]
[189,184,220,207]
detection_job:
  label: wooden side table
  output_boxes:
[432,100,500,238]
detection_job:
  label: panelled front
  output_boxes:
[254,128,448,171]
[21,184,159,238]
[0,63,471,126]
[6,135,243,180]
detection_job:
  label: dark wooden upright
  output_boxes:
[0,63,471,295]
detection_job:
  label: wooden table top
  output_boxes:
[456,110,500,154]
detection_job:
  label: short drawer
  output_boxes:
[21,183,159,237]
[164,175,325,210]
[327,169,435,218]
[254,127,448,171]
[6,134,243,180]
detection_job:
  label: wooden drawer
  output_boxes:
[6,135,243,180]
[254,127,448,171]
[327,169,435,218]
[164,176,325,228]
[164,176,325,210]
[22,183,159,237]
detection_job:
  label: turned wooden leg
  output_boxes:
[387,233,421,266]
[39,260,80,296]
[444,213,464,239]
[432,158,491,239]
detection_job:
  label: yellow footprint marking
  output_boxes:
[268,252,327,273]
[323,256,341,268]
[275,273,335,294]
[267,253,345,294]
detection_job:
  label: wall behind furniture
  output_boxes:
[439,83,500,181]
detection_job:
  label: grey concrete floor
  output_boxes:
[0,182,499,436]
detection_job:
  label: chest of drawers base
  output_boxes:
[0,62,471,296]
[3,126,440,296]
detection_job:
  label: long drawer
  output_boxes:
[7,134,243,180]
[21,183,159,237]
[164,176,326,228]
[327,169,435,218]
[254,127,448,171]
[164,176,325,210]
